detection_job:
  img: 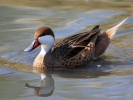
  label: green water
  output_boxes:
[0,0,133,100]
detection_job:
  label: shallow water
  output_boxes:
[0,0,133,100]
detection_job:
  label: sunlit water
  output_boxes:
[0,0,133,100]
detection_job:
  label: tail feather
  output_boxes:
[106,18,128,39]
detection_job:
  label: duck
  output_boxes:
[24,19,127,69]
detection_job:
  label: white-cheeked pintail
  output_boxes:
[24,19,127,69]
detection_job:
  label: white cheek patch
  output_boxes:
[38,35,55,56]
[38,35,54,45]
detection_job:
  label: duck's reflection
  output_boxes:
[25,68,54,97]
[25,59,112,97]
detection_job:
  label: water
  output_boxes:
[0,0,133,100]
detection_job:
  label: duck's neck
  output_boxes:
[39,44,51,56]
[33,44,52,68]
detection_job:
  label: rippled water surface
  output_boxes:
[0,0,133,100]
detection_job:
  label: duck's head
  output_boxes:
[24,27,55,53]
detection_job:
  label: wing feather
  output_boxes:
[52,25,101,59]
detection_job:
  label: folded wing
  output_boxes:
[52,25,101,59]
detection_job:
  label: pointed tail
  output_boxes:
[106,18,128,39]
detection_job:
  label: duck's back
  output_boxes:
[47,25,101,68]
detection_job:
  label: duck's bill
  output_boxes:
[24,40,40,52]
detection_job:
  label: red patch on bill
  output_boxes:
[34,40,40,47]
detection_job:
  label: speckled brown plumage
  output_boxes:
[33,54,45,69]
[26,19,126,69]
[43,25,101,69]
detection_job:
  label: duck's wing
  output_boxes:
[52,25,101,59]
